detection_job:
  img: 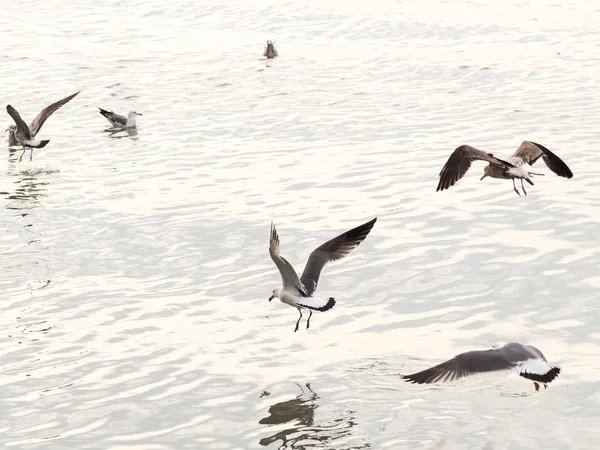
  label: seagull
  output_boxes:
[7,91,80,147]
[6,105,50,162]
[264,40,278,59]
[402,342,561,392]
[268,217,377,332]
[98,108,142,128]
[437,141,573,196]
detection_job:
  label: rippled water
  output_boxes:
[2,0,600,448]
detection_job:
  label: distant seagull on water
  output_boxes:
[6,105,50,162]
[269,218,377,332]
[7,91,80,148]
[98,107,142,128]
[264,40,278,59]
[437,141,573,196]
[403,342,560,392]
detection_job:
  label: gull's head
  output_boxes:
[128,111,142,117]
[480,166,490,181]
[269,287,282,302]
[6,124,15,134]
[491,341,506,350]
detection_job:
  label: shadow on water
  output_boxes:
[259,383,370,449]
[3,165,58,210]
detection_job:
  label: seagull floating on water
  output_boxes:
[269,218,377,332]
[264,40,278,59]
[7,91,80,148]
[98,107,142,128]
[6,105,51,161]
[403,342,560,392]
[437,141,573,196]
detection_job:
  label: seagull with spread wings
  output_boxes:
[437,141,573,196]
[7,91,80,149]
[6,105,52,162]
[403,341,560,392]
[268,218,377,332]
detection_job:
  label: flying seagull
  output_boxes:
[98,107,142,128]
[264,40,278,59]
[268,217,377,332]
[7,91,80,147]
[437,141,573,196]
[402,342,560,392]
[6,105,50,161]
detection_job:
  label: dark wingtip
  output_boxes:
[38,140,50,148]
[520,366,561,384]
[323,297,336,311]
[529,141,574,179]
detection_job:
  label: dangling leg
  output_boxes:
[29,149,34,162]
[520,178,527,195]
[544,383,547,389]
[294,309,303,332]
[512,179,521,196]
[306,310,313,329]
[534,382,540,392]
[19,148,25,162]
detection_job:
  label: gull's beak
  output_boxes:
[269,294,275,301]
[137,113,143,116]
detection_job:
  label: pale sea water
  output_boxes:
[1,0,600,448]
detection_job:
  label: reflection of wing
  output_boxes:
[512,141,573,178]
[30,91,80,136]
[269,222,308,295]
[7,105,32,139]
[300,218,377,295]
[437,145,514,191]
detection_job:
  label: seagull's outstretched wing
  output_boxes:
[300,218,377,295]
[402,349,516,384]
[437,145,514,191]
[512,141,573,179]
[98,107,127,126]
[6,105,32,139]
[269,222,308,295]
[30,91,80,137]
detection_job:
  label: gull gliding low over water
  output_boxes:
[269,218,377,332]
[437,141,573,196]
[7,91,80,147]
[98,107,142,128]
[6,105,50,162]
[403,342,560,392]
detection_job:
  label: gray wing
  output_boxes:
[98,107,127,126]
[437,145,514,191]
[300,218,377,295]
[6,105,32,139]
[402,349,518,384]
[269,222,308,295]
[30,91,80,137]
[512,141,573,178]
[518,344,548,362]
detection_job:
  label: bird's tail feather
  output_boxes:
[297,297,336,312]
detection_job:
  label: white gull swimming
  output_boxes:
[98,107,142,128]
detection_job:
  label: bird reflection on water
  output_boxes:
[259,383,371,449]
